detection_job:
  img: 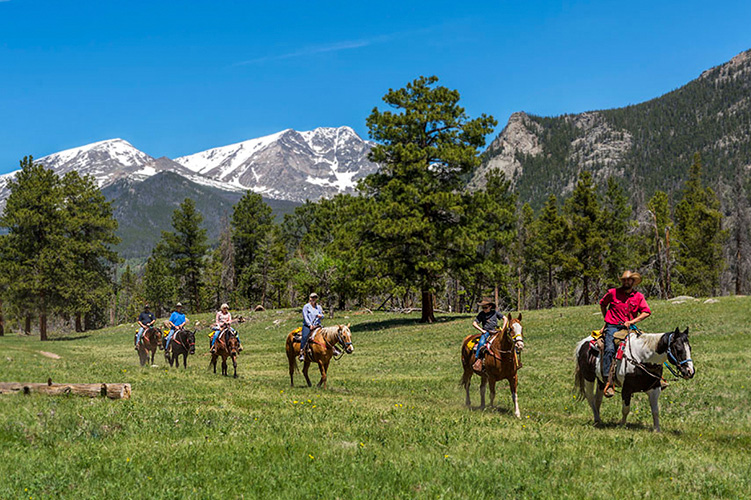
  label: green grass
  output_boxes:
[1,297,750,499]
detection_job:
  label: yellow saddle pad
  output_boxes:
[467,338,479,352]
[291,327,303,335]
[591,329,602,340]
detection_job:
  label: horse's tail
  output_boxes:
[573,338,589,401]
[286,333,300,373]
[459,335,473,387]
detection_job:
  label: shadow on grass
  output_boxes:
[48,335,91,342]
[352,315,467,333]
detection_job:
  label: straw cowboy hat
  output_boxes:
[619,270,642,286]
[477,298,496,308]
[309,293,319,299]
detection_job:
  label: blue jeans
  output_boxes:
[601,323,620,378]
[166,328,177,351]
[301,325,311,351]
[475,331,490,358]
[136,326,145,345]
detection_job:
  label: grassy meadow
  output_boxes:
[1,296,750,499]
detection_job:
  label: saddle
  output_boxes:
[591,328,629,353]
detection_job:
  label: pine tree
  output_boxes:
[58,171,119,331]
[600,177,633,284]
[231,192,274,305]
[0,157,67,340]
[536,194,570,307]
[645,191,674,298]
[563,171,605,305]
[143,249,177,317]
[160,198,208,311]
[674,153,727,296]
[362,76,496,322]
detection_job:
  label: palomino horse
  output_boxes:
[209,326,240,378]
[166,327,196,369]
[285,324,354,389]
[574,327,695,432]
[461,314,525,417]
[136,326,161,366]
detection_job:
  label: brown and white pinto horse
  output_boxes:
[285,324,354,389]
[136,326,161,366]
[574,327,695,432]
[461,314,525,416]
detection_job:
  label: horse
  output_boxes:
[209,326,240,378]
[285,324,354,389]
[460,314,525,417]
[136,326,161,367]
[574,327,695,432]
[165,327,196,369]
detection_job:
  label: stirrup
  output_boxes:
[603,381,615,398]
[472,358,483,372]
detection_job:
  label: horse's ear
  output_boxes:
[338,326,342,333]
[682,327,689,336]
[507,313,512,321]
[673,327,680,334]
[517,313,522,321]
[347,323,351,328]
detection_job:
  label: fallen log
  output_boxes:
[0,381,131,399]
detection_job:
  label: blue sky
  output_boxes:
[1,0,750,173]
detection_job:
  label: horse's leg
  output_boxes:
[463,370,472,407]
[222,356,228,376]
[488,377,497,408]
[479,375,487,410]
[316,360,327,389]
[302,360,312,387]
[182,352,188,369]
[619,390,633,426]
[232,354,237,379]
[593,381,605,425]
[647,388,662,432]
[150,348,155,366]
[509,375,520,418]
[583,380,600,426]
[287,353,295,387]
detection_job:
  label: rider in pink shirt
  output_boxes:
[210,303,242,353]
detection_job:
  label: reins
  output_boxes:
[623,331,689,381]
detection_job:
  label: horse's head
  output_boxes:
[185,329,196,355]
[507,313,524,352]
[226,329,240,355]
[667,327,694,379]
[337,324,354,354]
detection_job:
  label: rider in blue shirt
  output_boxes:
[165,302,188,352]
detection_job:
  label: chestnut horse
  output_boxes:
[166,327,196,369]
[209,326,240,378]
[285,324,354,388]
[461,314,524,416]
[136,326,161,366]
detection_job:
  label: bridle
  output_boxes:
[173,327,195,353]
[624,330,692,380]
[325,328,353,361]
[664,332,692,378]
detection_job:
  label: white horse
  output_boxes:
[574,327,695,432]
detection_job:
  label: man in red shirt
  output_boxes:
[599,270,652,398]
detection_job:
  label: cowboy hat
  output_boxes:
[619,270,642,286]
[309,293,319,299]
[477,298,496,308]
[175,302,183,307]
[220,303,229,310]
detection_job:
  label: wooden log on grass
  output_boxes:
[0,381,131,399]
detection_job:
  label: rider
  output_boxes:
[299,292,324,362]
[165,302,189,352]
[134,303,156,350]
[472,298,509,372]
[599,270,651,398]
[210,303,243,354]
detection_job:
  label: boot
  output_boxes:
[238,342,243,353]
[603,363,616,398]
[472,357,483,372]
[298,347,305,362]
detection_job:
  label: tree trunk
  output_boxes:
[0,382,131,399]
[547,265,554,308]
[494,283,499,309]
[665,227,672,298]
[75,313,83,333]
[40,313,48,341]
[582,276,591,305]
[0,298,4,336]
[25,314,31,335]
[420,290,435,323]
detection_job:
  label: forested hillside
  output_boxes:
[472,49,751,208]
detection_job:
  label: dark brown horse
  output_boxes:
[166,327,196,369]
[136,326,161,366]
[461,314,524,416]
[209,326,240,378]
[285,324,354,388]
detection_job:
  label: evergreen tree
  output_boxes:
[674,153,727,296]
[232,192,274,304]
[563,171,605,305]
[0,157,67,340]
[600,177,633,284]
[645,190,674,298]
[143,250,177,317]
[536,194,571,307]
[160,198,208,311]
[58,171,119,331]
[362,76,496,322]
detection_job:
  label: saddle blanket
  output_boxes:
[588,337,627,359]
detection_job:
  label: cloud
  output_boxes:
[234,28,433,66]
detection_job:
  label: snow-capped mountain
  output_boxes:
[175,127,378,202]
